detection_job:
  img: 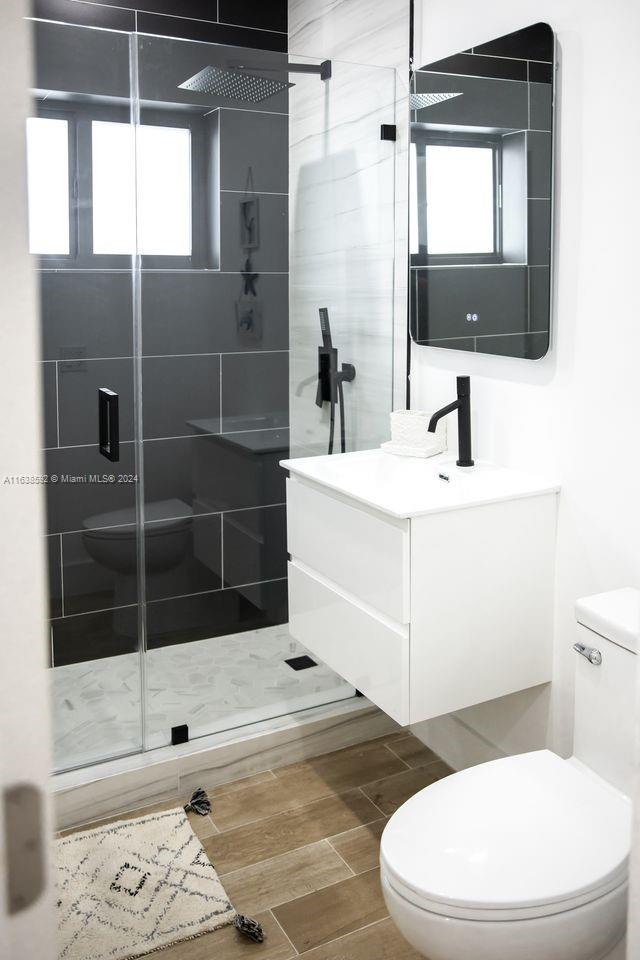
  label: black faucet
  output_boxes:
[428,375,474,467]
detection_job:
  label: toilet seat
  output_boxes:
[380,750,631,923]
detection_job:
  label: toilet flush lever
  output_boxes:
[573,642,602,665]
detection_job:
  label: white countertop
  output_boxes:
[280,449,559,519]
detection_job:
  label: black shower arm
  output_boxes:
[288,61,332,81]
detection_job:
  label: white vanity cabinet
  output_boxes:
[282,450,559,726]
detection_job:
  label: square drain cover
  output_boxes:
[285,655,318,671]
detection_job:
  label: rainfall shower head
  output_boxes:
[410,91,463,110]
[179,66,293,103]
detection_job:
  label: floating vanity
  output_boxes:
[281,450,559,725]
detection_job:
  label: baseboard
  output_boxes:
[53,698,401,830]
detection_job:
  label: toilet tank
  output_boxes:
[573,588,640,796]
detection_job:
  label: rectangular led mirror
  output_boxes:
[409,23,555,360]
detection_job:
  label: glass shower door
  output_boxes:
[30,20,143,772]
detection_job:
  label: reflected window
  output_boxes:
[26,117,70,255]
[411,133,500,264]
[92,121,192,256]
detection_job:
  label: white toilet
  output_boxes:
[381,588,639,960]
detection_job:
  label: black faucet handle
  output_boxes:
[456,375,471,397]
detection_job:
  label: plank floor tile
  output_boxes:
[386,733,442,768]
[204,789,381,874]
[360,761,453,816]
[272,869,387,953]
[151,910,295,960]
[328,818,386,874]
[296,916,423,960]
[221,840,353,915]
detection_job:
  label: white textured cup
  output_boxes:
[390,410,433,448]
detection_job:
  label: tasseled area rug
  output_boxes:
[55,791,262,960]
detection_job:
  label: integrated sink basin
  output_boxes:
[280,449,559,519]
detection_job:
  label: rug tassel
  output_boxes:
[234,914,265,943]
[184,788,211,816]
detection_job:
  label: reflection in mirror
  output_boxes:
[409,23,554,360]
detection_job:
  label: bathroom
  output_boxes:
[1,0,640,957]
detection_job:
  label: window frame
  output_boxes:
[31,100,213,270]
[411,128,503,267]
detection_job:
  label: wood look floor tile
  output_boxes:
[386,734,441,769]
[328,818,386,874]
[210,740,407,832]
[150,910,295,960]
[221,840,353,915]
[205,770,276,797]
[203,790,381,874]
[361,761,453,816]
[60,796,183,837]
[297,916,423,960]
[273,869,387,954]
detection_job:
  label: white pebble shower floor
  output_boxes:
[51,625,355,772]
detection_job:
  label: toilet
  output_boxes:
[381,588,639,960]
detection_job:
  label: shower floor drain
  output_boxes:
[285,655,318,671]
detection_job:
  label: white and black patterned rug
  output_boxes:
[55,807,236,960]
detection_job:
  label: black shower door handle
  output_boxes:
[98,387,119,462]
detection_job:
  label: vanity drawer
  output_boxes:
[288,561,410,725]
[286,477,410,623]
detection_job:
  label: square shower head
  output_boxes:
[410,91,463,110]
[179,66,293,103]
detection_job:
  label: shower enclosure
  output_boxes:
[29,13,397,774]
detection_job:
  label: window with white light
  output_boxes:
[411,134,500,264]
[26,117,70,255]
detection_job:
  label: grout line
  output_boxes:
[382,741,412,768]
[58,533,64,618]
[54,360,60,447]
[325,837,356,877]
[296,915,391,957]
[221,189,288,197]
[269,909,299,957]
[358,786,387,819]
[218,837,333,878]
[326,815,387,844]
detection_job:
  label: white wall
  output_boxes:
[411,0,640,765]
[0,4,54,956]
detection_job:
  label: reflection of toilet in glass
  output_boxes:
[381,589,638,960]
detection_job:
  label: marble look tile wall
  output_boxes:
[288,0,411,457]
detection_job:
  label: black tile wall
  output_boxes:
[40,272,134,362]
[57,358,134,447]
[529,61,554,84]
[141,273,288,356]
[222,505,287,587]
[142,356,220,440]
[472,23,554,63]
[528,200,552,265]
[423,337,476,351]
[219,111,289,194]
[414,72,529,130]
[220,193,289,273]
[530,83,553,131]
[145,512,222,602]
[479,331,549,359]
[527,131,552,198]
[146,577,287,650]
[35,0,290,666]
[415,267,528,342]
[424,52,527,82]
[529,267,551,331]
[221,352,289,432]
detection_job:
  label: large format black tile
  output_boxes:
[220,110,288,194]
[143,429,287,514]
[142,355,220,439]
[57,358,134,447]
[472,23,554,63]
[421,51,526,82]
[527,131,552,198]
[220,193,288,273]
[33,0,135,31]
[34,20,130,99]
[137,13,287,52]
[223,504,286,587]
[146,577,287,649]
[42,362,58,449]
[422,336,476,351]
[40,272,133,361]
[61,525,138,616]
[415,266,528,342]
[529,62,554,84]
[528,199,552,265]
[414,71,528,130]
[145,511,222,602]
[529,267,551,332]
[477,331,549,359]
[45,443,137,534]
[141,272,288,356]
[529,82,553,131]
[47,534,63,619]
[219,0,287,33]
[52,607,138,665]
[221,352,288,432]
